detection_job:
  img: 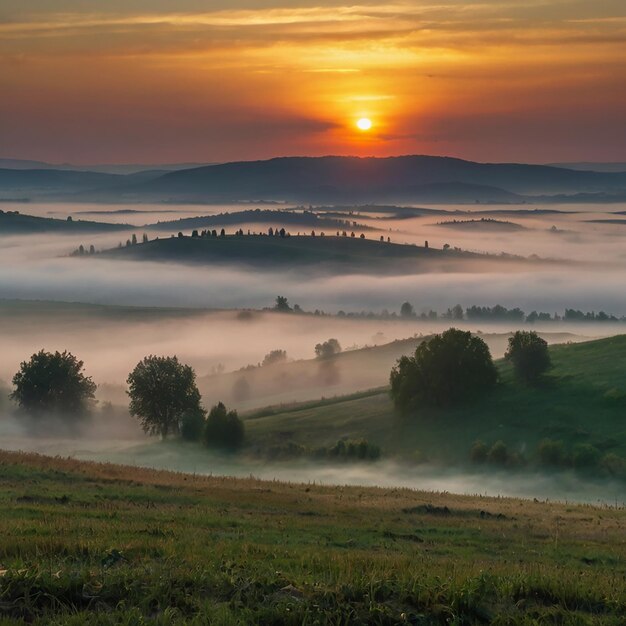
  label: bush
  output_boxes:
[204,402,245,450]
[572,444,601,470]
[11,350,96,419]
[600,453,626,477]
[314,338,342,359]
[262,350,288,367]
[537,438,566,466]
[389,328,497,412]
[470,440,489,464]
[505,331,551,385]
[487,440,509,466]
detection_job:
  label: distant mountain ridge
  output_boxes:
[2,155,626,204]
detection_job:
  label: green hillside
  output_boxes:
[244,335,626,463]
[100,233,538,274]
[0,451,623,624]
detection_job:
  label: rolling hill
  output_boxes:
[98,233,544,274]
[130,155,626,201]
[4,155,626,203]
[0,210,132,234]
[243,336,626,464]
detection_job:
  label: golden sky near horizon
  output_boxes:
[1,0,625,164]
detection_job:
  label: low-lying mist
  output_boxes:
[0,417,622,507]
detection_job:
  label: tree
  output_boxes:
[389,328,497,412]
[314,338,342,359]
[400,302,415,318]
[262,349,288,367]
[505,330,551,384]
[204,402,245,450]
[274,296,291,312]
[127,356,204,438]
[180,407,206,442]
[11,350,96,418]
[131,233,138,245]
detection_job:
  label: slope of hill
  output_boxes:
[0,210,131,234]
[133,155,626,201]
[244,336,626,463]
[98,233,542,274]
[0,450,623,624]
[199,331,582,411]
[145,208,373,232]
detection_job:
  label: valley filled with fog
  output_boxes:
[2,199,626,504]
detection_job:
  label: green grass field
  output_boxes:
[0,450,624,624]
[244,336,626,464]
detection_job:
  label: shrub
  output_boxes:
[204,402,245,450]
[600,453,626,477]
[390,328,497,412]
[537,438,566,467]
[314,338,342,359]
[572,444,601,470]
[262,350,288,367]
[505,331,551,385]
[470,440,489,464]
[487,440,509,466]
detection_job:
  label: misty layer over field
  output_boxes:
[2,201,626,312]
[0,424,622,507]
[2,200,626,503]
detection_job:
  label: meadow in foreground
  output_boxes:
[0,450,624,625]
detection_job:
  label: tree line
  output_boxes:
[8,351,244,450]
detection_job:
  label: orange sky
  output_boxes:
[1,1,625,164]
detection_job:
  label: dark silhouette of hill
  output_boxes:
[434,218,527,232]
[130,155,626,201]
[0,210,131,234]
[144,209,373,232]
[4,155,626,203]
[99,233,547,275]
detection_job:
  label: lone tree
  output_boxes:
[127,356,204,438]
[274,296,292,312]
[204,402,245,450]
[262,349,288,367]
[390,328,497,412]
[400,302,415,318]
[11,350,96,418]
[314,338,342,359]
[505,330,551,384]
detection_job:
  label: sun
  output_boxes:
[356,117,372,131]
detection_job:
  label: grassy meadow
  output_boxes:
[0,450,624,624]
[244,336,626,465]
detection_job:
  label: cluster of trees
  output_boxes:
[470,438,626,477]
[262,438,381,462]
[9,351,244,450]
[398,302,626,323]
[390,330,551,412]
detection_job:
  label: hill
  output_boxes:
[145,208,374,232]
[98,233,542,274]
[0,210,131,234]
[0,450,623,624]
[198,330,582,411]
[243,336,626,464]
[130,155,626,202]
[434,218,527,232]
